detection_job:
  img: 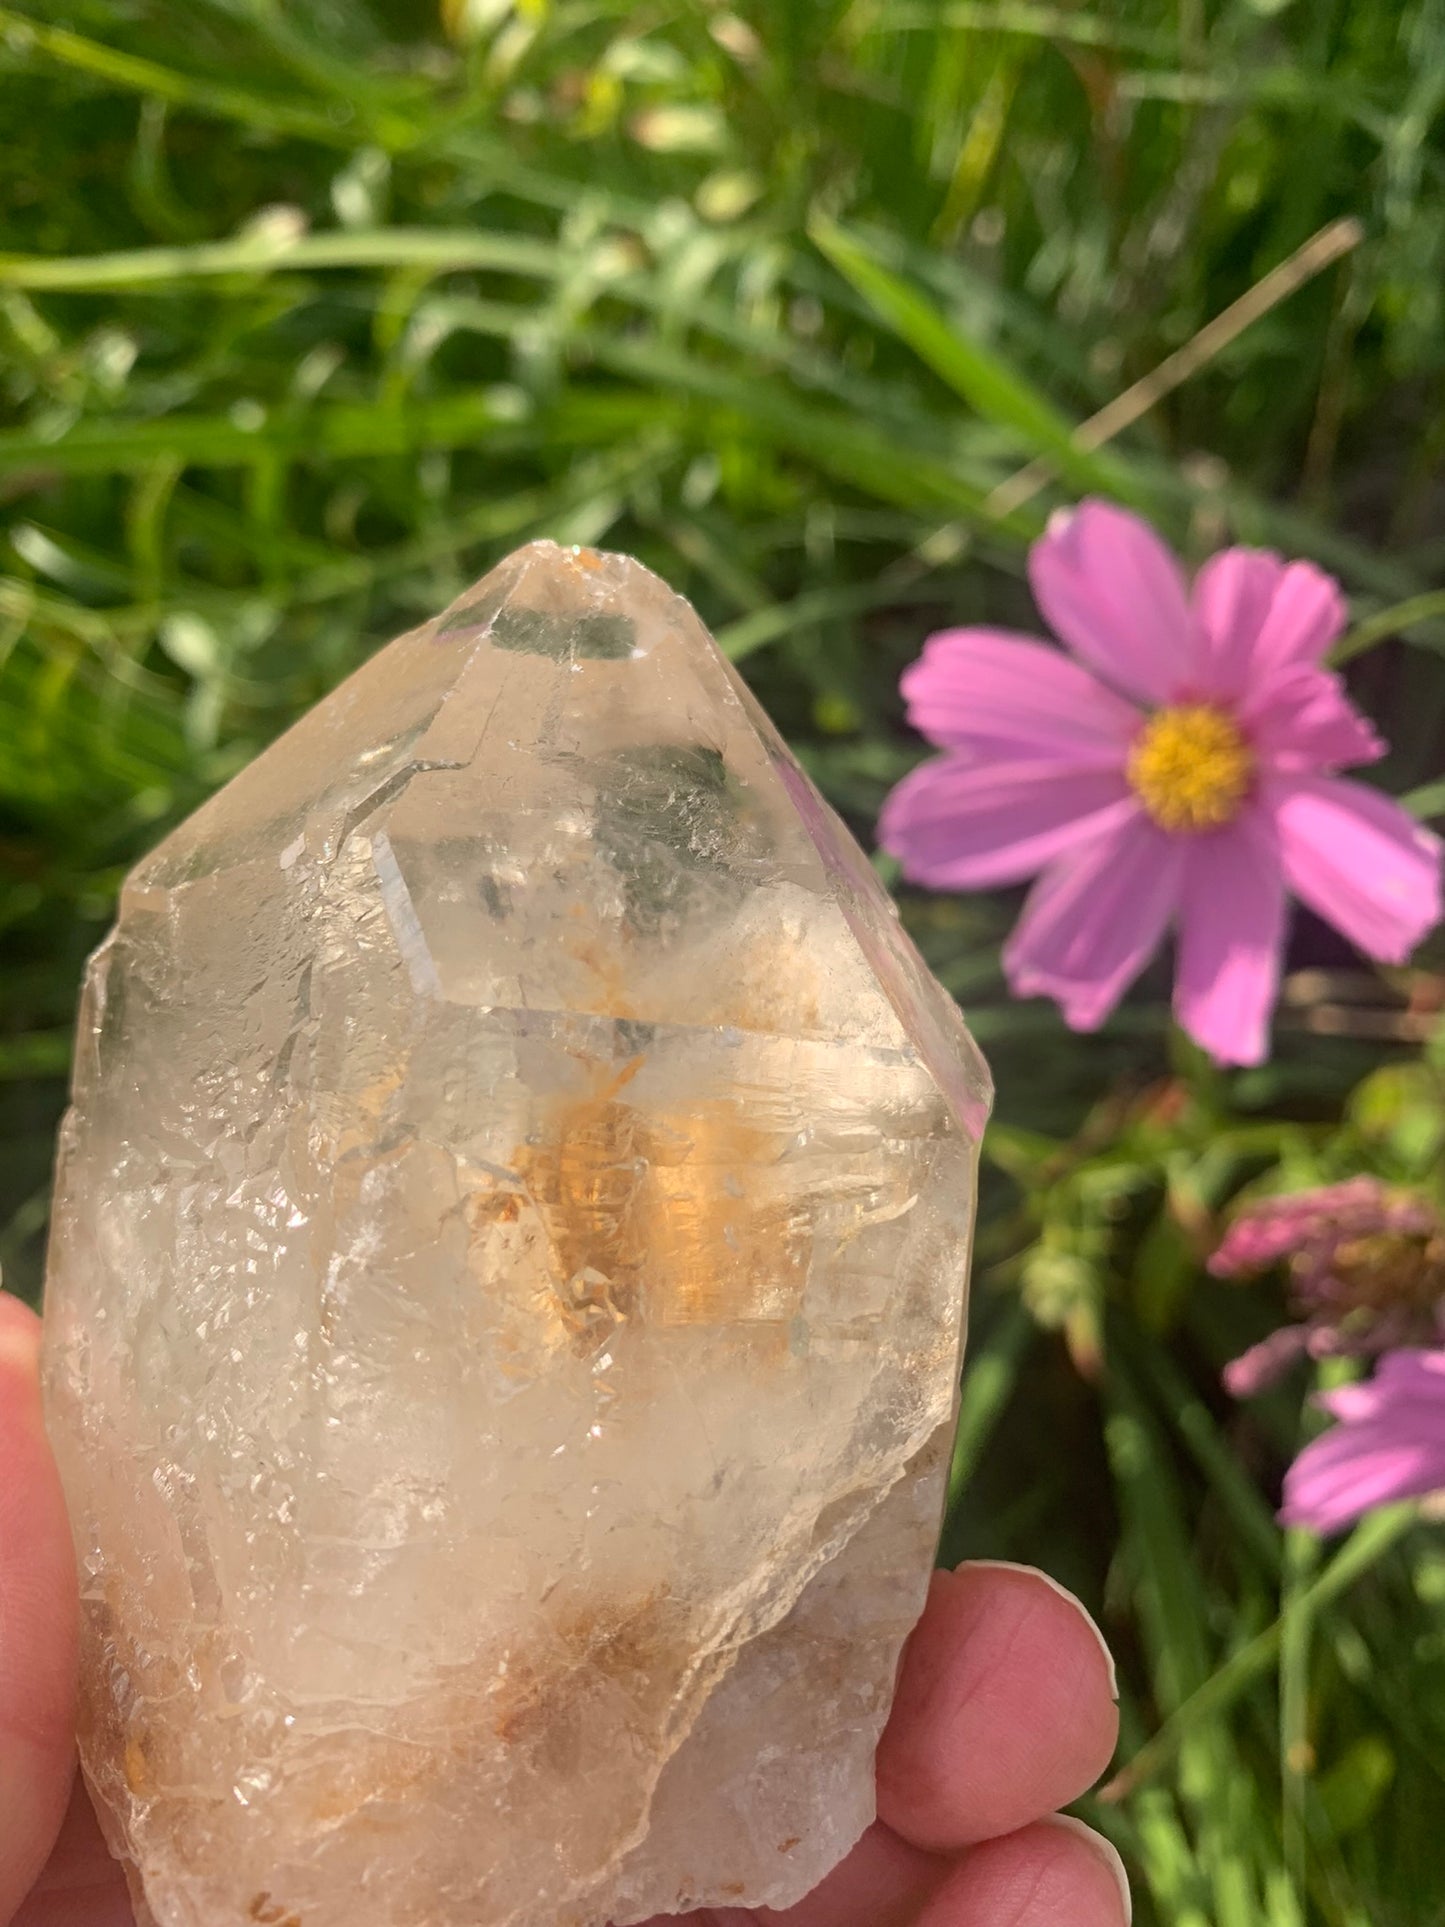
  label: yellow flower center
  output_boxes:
[1126,704,1254,834]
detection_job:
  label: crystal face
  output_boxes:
[42,542,991,1927]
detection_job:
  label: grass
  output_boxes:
[3,3,1445,1921]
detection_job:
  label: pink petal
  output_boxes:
[879,757,1135,889]
[1281,1356,1445,1533]
[1318,1348,1445,1422]
[1374,1347,1445,1390]
[1249,558,1347,677]
[1028,499,1198,706]
[1315,1380,1394,1426]
[1173,812,1286,1066]
[1281,1424,1445,1533]
[1268,774,1443,964]
[1192,548,1289,699]
[1003,811,1182,1030]
[1241,664,1384,773]
[1191,549,1347,698]
[899,628,1140,764]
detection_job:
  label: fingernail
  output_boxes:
[1042,1814,1132,1924]
[959,1559,1118,1700]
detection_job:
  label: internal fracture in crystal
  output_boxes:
[42,542,991,1927]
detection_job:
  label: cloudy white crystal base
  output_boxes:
[43,542,988,1927]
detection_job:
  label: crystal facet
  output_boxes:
[42,543,991,1927]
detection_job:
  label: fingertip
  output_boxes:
[731,1820,947,1927]
[1037,1816,1131,1923]
[915,1817,1131,1927]
[877,1562,1120,1851]
[960,1561,1118,1700]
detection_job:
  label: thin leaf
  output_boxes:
[811,218,1139,501]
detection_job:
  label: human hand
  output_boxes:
[2,1291,1127,1926]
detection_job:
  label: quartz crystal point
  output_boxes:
[42,542,991,1927]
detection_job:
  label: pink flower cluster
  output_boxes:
[1214,1179,1445,1534]
[1212,1177,1445,1397]
[881,500,1442,1064]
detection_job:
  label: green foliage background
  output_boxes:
[3,3,1445,1921]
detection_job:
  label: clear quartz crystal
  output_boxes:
[42,543,991,1927]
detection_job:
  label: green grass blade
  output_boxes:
[1104,1506,1419,1802]
[0,228,563,291]
[0,4,349,144]
[811,217,1138,500]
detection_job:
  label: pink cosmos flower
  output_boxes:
[1211,1177,1445,1396]
[1282,1347,1445,1534]
[879,500,1443,1065]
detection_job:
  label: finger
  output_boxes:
[750,1820,946,1926]
[13,1776,134,1927]
[0,1294,79,1922]
[876,1561,1119,1852]
[915,1817,1131,1927]
[622,1822,946,1927]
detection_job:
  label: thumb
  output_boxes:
[0,1294,77,1923]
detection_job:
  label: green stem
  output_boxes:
[1100,1504,1417,1802]
[1403,777,1445,821]
[0,228,561,291]
[1280,1525,1322,1893]
[1330,590,1445,664]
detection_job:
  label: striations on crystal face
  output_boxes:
[41,542,992,1927]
